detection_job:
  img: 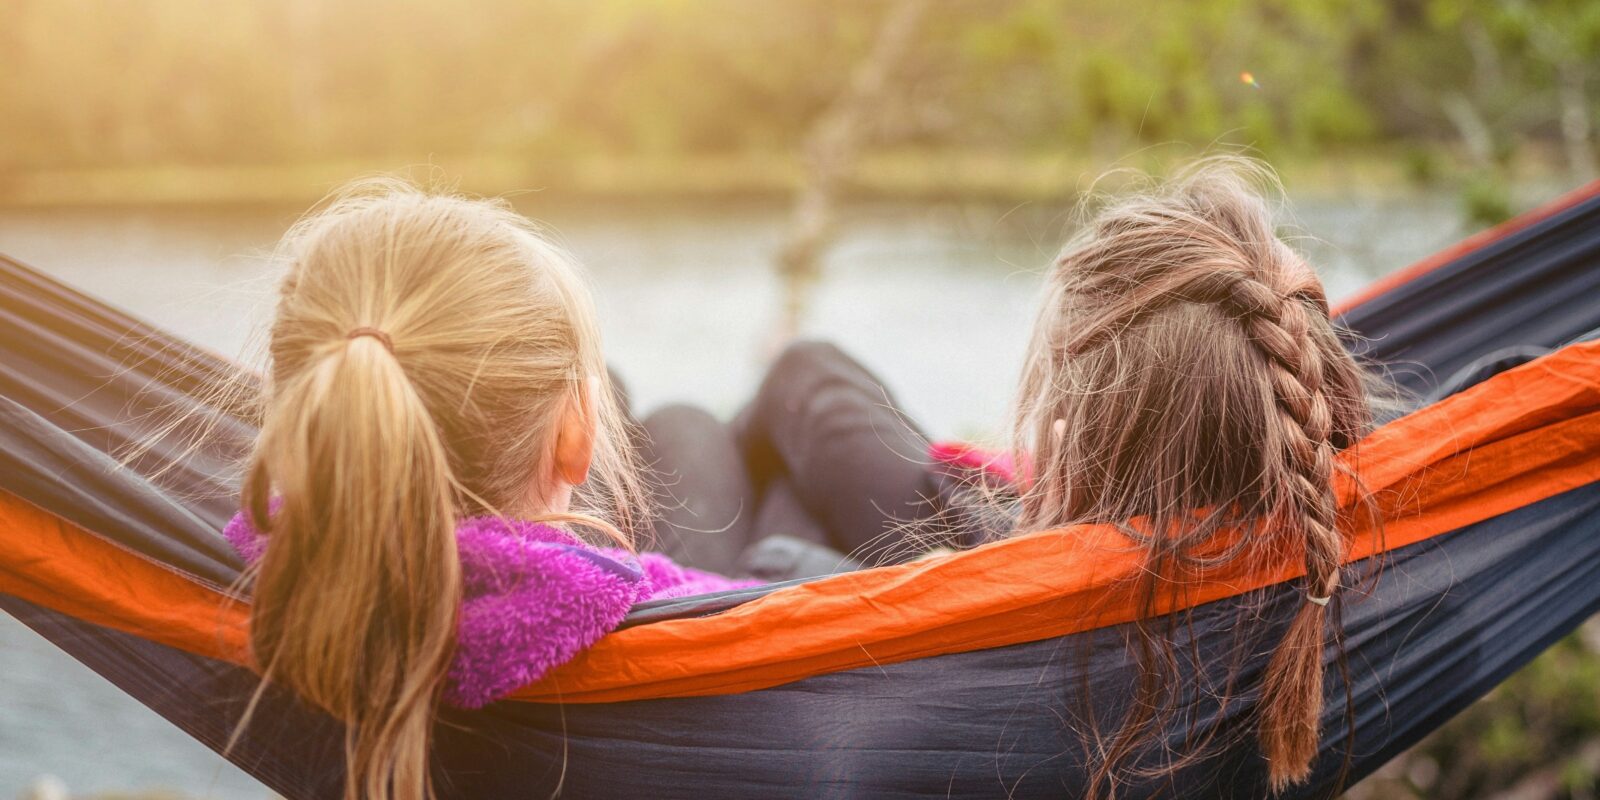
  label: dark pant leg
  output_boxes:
[739,341,942,565]
[636,403,758,576]
[750,476,831,548]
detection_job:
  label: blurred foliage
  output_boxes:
[1460,172,1516,226]
[1349,625,1600,798]
[3,0,1599,196]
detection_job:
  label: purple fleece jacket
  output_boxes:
[223,511,754,708]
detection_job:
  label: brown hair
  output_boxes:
[240,179,648,800]
[1012,157,1374,794]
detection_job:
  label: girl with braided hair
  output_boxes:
[727,156,1378,792]
[1009,156,1375,793]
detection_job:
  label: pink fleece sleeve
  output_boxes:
[928,441,1023,486]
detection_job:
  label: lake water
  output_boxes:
[0,190,1483,797]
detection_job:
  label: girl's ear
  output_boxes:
[553,375,599,487]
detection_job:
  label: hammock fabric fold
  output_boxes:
[3,182,1600,798]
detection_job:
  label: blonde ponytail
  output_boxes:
[246,332,460,800]
[239,179,650,800]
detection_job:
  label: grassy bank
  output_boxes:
[0,147,1571,210]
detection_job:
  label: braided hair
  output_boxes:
[1012,157,1373,795]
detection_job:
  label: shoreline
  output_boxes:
[0,148,1570,211]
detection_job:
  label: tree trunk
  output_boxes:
[773,0,928,338]
[1441,92,1495,169]
[1558,59,1597,184]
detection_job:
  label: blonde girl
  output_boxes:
[225,181,748,800]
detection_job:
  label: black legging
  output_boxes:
[735,341,960,565]
[634,403,761,576]
[635,341,979,574]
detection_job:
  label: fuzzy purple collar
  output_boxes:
[223,511,752,708]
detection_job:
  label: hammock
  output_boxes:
[3,183,1600,799]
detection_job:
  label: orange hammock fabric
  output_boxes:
[4,338,1599,704]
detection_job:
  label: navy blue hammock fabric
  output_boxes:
[2,183,1600,799]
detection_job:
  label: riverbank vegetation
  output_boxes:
[0,147,1572,209]
[5,0,1597,219]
